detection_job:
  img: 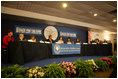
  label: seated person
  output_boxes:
[57,36,64,44]
[28,35,36,42]
[46,35,55,43]
[2,29,14,49]
[67,37,72,44]
[103,39,108,43]
[75,38,80,44]
[99,40,102,44]
[108,40,112,44]
[17,34,27,41]
[95,39,99,44]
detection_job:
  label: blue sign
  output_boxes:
[15,25,42,35]
[52,44,81,55]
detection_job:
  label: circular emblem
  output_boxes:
[44,26,58,40]
[54,44,61,54]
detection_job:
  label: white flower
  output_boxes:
[86,59,99,69]
[28,69,32,73]
[38,72,44,77]
[34,74,37,78]
[35,66,39,70]
[29,74,33,78]
[32,69,37,73]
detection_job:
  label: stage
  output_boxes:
[2,56,108,68]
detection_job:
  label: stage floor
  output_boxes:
[2,56,110,68]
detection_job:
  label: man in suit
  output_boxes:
[46,35,55,43]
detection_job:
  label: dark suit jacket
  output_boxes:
[46,39,55,43]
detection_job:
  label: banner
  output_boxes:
[52,44,81,55]
[60,31,77,38]
[15,25,42,35]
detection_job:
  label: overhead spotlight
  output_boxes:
[62,3,67,8]
[93,13,98,16]
[104,30,109,32]
[113,19,117,22]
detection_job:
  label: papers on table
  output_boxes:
[28,39,36,42]
[56,42,61,44]
[92,43,97,44]
[67,43,72,44]
[102,43,108,44]
[45,41,50,44]
[40,40,44,43]
[76,43,80,44]
[83,43,88,44]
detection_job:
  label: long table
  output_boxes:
[7,41,112,64]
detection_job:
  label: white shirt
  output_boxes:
[28,39,36,42]
[57,40,64,44]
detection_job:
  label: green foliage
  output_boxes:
[44,62,66,78]
[1,64,29,78]
[108,56,117,68]
[94,59,108,71]
[74,58,94,78]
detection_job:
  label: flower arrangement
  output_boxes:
[108,56,117,67]
[101,57,114,65]
[26,66,44,78]
[94,59,108,71]
[85,59,99,71]
[58,61,76,75]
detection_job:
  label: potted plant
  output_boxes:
[26,66,44,78]
[58,61,76,78]
[74,58,94,78]
[108,56,117,68]
[101,57,114,68]
[44,63,66,78]
[85,59,99,72]
[94,59,108,71]
[1,64,28,78]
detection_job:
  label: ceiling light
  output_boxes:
[104,30,109,32]
[93,13,98,16]
[62,3,67,8]
[113,19,117,22]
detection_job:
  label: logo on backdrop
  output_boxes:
[54,44,61,54]
[52,44,81,55]
[44,26,58,40]
[15,25,42,35]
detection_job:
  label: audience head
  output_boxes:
[7,29,13,37]
[19,34,24,39]
[49,35,52,39]
[30,35,35,40]
[59,36,63,40]
[67,37,71,42]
